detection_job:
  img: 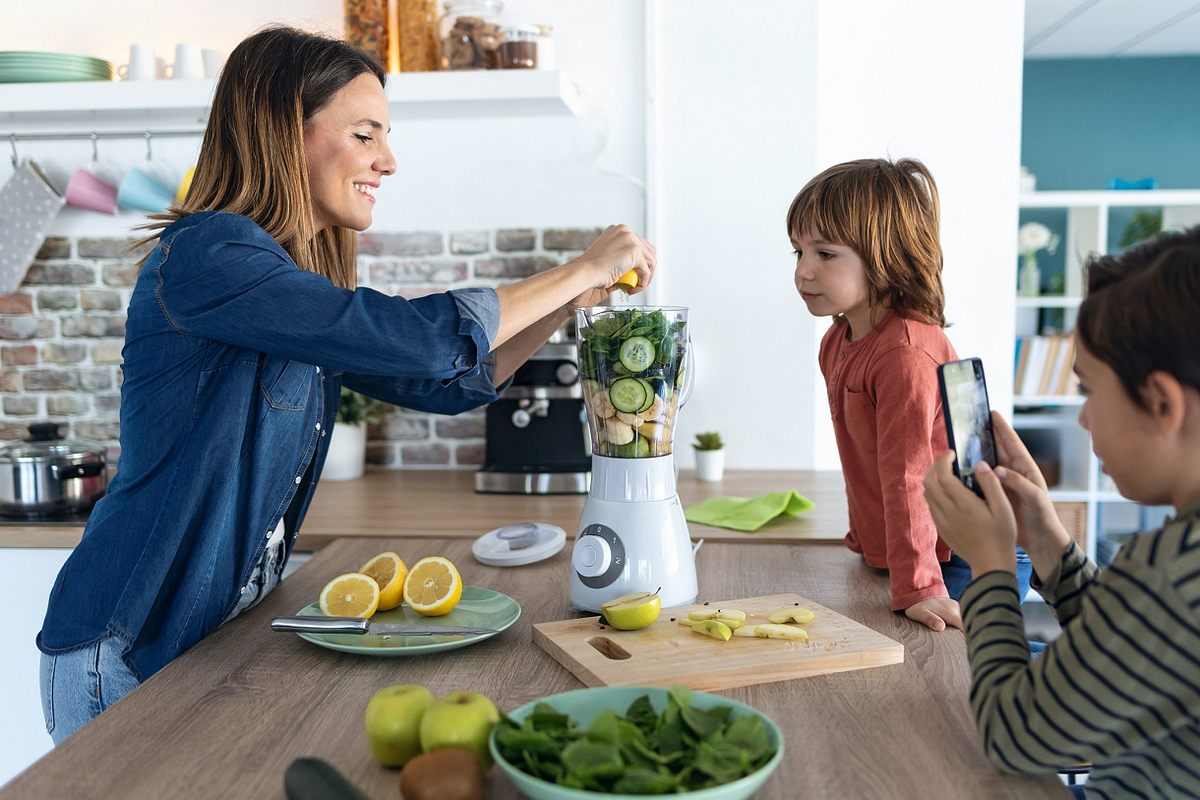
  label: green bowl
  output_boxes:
[488,686,784,800]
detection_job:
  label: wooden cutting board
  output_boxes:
[533,593,904,692]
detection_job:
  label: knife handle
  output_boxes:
[271,616,368,634]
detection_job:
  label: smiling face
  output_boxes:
[791,231,875,338]
[1074,334,1173,506]
[303,72,396,233]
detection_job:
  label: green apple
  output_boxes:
[418,690,500,769]
[363,684,435,767]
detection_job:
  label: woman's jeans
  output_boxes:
[943,548,1046,654]
[40,634,140,745]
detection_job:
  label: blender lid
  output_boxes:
[472,522,566,567]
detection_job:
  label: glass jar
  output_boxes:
[535,24,555,70]
[343,0,389,67]
[498,25,539,69]
[398,0,440,72]
[439,0,506,70]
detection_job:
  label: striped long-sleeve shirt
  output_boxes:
[961,499,1200,799]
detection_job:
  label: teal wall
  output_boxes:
[1021,56,1200,191]
[1019,57,1200,291]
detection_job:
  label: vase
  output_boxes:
[1018,253,1041,297]
[695,449,725,482]
[323,422,366,481]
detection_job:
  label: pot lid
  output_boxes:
[0,422,106,463]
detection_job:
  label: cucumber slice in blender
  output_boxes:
[609,377,647,414]
[618,336,655,373]
[635,378,655,413]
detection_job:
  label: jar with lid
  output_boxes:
[343,0,389,66]
[498,25,539,69]
[439,0,506,70]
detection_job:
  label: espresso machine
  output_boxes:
[475,337,592,494]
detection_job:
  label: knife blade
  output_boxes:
[271,616,496,636]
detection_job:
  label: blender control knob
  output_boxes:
[573,535,612,578]
[511,408,531,428]
[555,362,579,385]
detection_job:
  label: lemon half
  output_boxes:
[360,551,408,611]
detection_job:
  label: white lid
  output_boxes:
[472,521,566,567]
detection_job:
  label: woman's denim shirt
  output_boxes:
[38,211,502,680]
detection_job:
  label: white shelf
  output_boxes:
[1014,395,1084,407]
[1019,189,1200,208]
[0,70,582,133]
[1012,413,1068,429]
[1015,296,1082,309]
[1047,489,1090,502]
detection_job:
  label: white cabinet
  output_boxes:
[0,548,72,787]
[1013,190,1200,562]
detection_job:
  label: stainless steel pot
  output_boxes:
[0,422,107,518]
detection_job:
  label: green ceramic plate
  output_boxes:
[489,686,784,800]
[288,585,520,656]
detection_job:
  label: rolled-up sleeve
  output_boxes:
[154,214,489,383]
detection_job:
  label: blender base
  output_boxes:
[568,455,699,612]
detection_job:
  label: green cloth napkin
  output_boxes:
[683,491,815,532]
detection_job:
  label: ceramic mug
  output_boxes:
[175,165,196,205]
[167,44,205,80]
[65,164,120,214]
[117,167,175,213]
[202,49,224,79]
[117,44,158,81]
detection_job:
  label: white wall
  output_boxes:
[803,1,1025,468]
[652,0,820,468]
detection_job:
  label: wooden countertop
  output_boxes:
[2,469,851,550]
[0,537,1066,799]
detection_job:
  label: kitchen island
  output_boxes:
[0,536,1067,799]
[2,469,851,549]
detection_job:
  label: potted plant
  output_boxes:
[692,431,725,482]
[1016,221,1060,297]
[324,388,386,481]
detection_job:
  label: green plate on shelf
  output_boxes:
[288,586,521,656]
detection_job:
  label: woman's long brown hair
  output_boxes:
[787,158,946,327]
[135,27,385,289]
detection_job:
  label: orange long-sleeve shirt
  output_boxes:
[819,312,955,610]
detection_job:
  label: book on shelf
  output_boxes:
[1015,333,1077,398]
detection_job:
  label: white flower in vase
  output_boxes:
[1017,222,1060,297]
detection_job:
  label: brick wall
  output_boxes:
[0,226,602,469]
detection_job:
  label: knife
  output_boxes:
[271,616,496,636]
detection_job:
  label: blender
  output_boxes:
[569,306,697,612]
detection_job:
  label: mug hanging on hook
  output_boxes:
[117,131,176,213]
[65,133,120,214]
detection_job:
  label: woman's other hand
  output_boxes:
[924,454,1019,576]
[565,224,657,310]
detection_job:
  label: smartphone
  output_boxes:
[937,358,997,498]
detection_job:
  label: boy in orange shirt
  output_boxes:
[787,158,1031,631]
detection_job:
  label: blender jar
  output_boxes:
[575,306,690,459]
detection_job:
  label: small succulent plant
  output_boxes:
[692,431,724,451]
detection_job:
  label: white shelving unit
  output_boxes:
[0,70,582,133]
[1014,190,1200,562]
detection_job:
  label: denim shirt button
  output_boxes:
[315,366,321,374]
[294,476,301,484]
[315,422,321,431]
[321,430,327,437]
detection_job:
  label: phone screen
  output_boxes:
[937,358,996,497]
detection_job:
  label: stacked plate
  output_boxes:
[0,51,114,83]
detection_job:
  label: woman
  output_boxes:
[36,27,655,744]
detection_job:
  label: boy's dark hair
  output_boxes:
[786,158,945,327]
[1077,225,1200,409]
